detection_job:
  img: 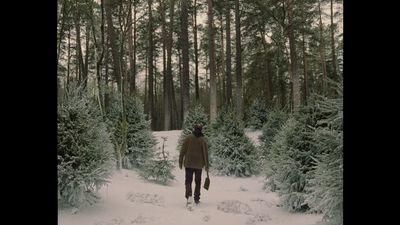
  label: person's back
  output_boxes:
[181,134,207,169]
[179,124,209,205]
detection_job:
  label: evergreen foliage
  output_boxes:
[139,137,175,184]
[246,99,268,130]
[209,106,259,177]
[106,95,157,169]
[306,82,343,225]
[58,87,114,207]
[259,109,288,161]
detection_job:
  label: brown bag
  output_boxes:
[204,171,210,190]
[202,143,210,190]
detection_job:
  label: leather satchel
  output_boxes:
[202,143,210,190]
[204,170,210,190]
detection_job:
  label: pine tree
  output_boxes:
[209,106,258,177]
[177,104,209,151]
[264,117,312,212]
[58,86,114,207]
[246,99,268,130]
[139,136,175,184]
[105,93,126,170]
[265,81,343,214]
[124,97,157,169]
[106,95,157,169]
[307,128,342,225]
[259,109,288,168]
[306,81,343,225]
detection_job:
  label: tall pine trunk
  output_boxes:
[225,0,232,105]
[57,0,67,69]
[330,0,338,81]
[261,31,273,104]
[161,0,171,130]
[193,0,200,102]
[207,0,217,122]
[73,3,85,87]
[105,0,122,91]
[234,0,243,119]
[167,0,178,129]
[178,48,183,126]
[84,22,90,88]
[104,36,110,112]
[181,0,190,120]
[318,0,328,94]
[220,16,226,105]
[91,0,105,114]
[128,0,136,96]
[148,0,155,130]
[302,28,308,104]
[67,28,71,90]
[287,0,301,113]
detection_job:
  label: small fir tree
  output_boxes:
[124,97,157,169]
[139,136,175,184]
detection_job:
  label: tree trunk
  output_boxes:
[267,53,274,104]
[287,0,301,113]
[133,0,137,95]
[220,16,226,105]
[278,65,286,109]
[261,31,272,104]
[169,0,178,130]
[178,48,183,125]
[302,28,308,104]
[128,0,137,95]
[161,0,170,130]
[207,0,217,123]
[330,0,338,81]
[205,52,209,94]
[171,78,178,129]
[84,22,90,88]
[118,1,129,98]
[234,0,243,119]
[73,3,85,87]
[154,56,158,130]
[165,0,176,131]
[105,0,122,91]
[91,0,105,114]
[318,0,328,94]
[148,0,155,130]
[181,0,190,120]
[57,76,62,103]
[57,0,67,69]
[104,36,110,113]
[144,50,148,115]
[193,0,200,102]
[225,0,232,105]
[67,28,71,90]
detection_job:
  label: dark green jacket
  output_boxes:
[179,134,209,170]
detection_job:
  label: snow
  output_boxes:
[58,130,323,225]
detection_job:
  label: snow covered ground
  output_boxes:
[58,130,323,225]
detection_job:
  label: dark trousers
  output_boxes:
[185,167,202,201]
